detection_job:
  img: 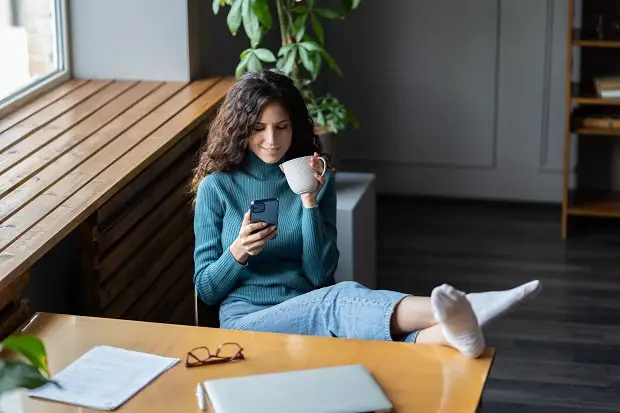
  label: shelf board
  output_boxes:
[568,191,620,218]
[571,83,620,105]
[573,127,620,136]
[572,95,620,105]
[572,29,620,48]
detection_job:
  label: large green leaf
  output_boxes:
[226,0,243,35]
[294,15,307,42]
[254,48,276,62]
[298,46,316,79]
[299,40,321,52]
[252,0,272,30]
[0,360,50,393]
[247,54,263,72]
[235,50,252,78]
[314,7,341,19]
[281,47,297,76]
[277,43,294,57]
[242,0,261,47]
[2,335,49,376]
[311,13,324,44]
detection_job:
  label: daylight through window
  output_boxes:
[0,0,67,107]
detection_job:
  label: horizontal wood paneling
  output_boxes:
[97,140,199,256]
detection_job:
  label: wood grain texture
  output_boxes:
[0,81,114,154]
[0,82,192,245]
[0,77,233,291]
[0,82,139,175]
[96,145,196,255]
[102,226,193,318]
[3,313,494,413]
[99,194,192,306]
[376,195,620,412]
[95,128,200,230]
[0,82,162,201]
[0,79,88,135]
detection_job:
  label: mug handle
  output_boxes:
[317,157,327,177]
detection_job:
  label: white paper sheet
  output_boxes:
[27,345,180,411]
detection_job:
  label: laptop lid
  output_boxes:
[203,364,393,413]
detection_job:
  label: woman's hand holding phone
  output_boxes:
[230,211,277,264]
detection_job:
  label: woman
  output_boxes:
[191,69,541,358]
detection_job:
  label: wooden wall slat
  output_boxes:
[0,82,163,201]
[103,226,193,318]
[98,182,191,282]
[100,205,192,307]
[0,80,114,154]
[0,79,89,134]
[122,248,193,321]
[143,264,194,324]
[96,127,201,229]
[97,145,197,255]
[77,214,101,316]
[167,293,196,326]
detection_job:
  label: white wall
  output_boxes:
[69,0,199,81]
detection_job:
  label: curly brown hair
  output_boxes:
[190,70,325,204]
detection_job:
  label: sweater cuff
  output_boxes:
[224,245,248,269]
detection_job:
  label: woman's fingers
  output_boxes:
[246,230,277,254]
[243,222,267,235]
[244,225,276,244]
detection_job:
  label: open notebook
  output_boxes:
[202,364,393,413]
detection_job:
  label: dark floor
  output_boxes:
[376,195,620,413]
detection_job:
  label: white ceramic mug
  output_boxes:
[280,155,327,194]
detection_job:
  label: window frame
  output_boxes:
[0,0,72,119]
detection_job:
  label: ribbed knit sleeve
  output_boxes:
[193,176,245,306]
[301,171,339,287]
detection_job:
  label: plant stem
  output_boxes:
[276,0,287,46]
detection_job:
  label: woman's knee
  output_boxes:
[332,281,365,291]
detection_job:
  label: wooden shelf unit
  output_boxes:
[562,0,620,239]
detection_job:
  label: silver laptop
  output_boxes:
[202,364,393,413]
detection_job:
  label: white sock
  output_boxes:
[431,284,485,358]
[466,280,542,327]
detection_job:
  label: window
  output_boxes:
[0,0,69,112]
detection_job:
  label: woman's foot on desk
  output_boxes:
[430,284,485,358]
[467,280,542,327]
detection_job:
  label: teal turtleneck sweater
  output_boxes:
[193,151,339,307]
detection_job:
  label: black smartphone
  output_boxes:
[250,198,279,228]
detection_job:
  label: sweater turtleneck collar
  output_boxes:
[244,150,287,180]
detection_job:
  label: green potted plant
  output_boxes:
[212,0,361,169]
[0,335,55,398]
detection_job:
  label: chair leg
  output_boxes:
[194,289,200,327]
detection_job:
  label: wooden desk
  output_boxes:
[1,313,495,412]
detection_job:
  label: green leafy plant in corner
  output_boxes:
[0,335,56,395]
[213,0,361,134]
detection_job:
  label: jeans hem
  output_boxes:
[384,294,412,341]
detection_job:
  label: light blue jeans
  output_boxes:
[219,281,421,342]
